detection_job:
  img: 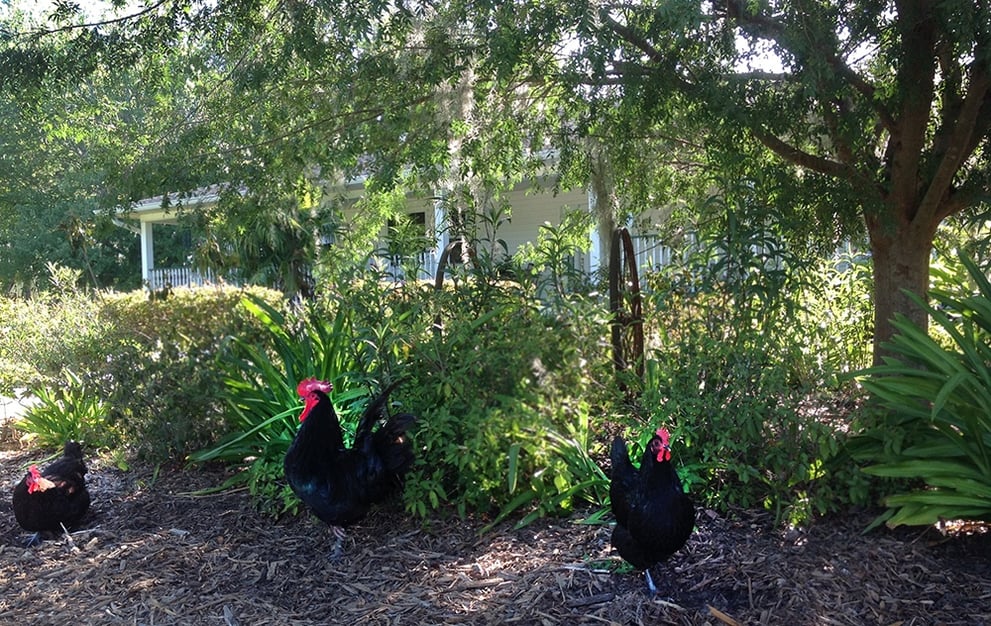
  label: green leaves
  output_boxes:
[188,289,417,516]
[15,368,117,450]
[852,252,991,528]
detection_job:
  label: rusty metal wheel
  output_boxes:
[609,227,645,384]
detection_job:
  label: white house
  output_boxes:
[118,186,227,290]
[119,179,675,291]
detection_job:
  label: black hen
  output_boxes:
[11,441,91,545]
[610,427,695,595]
[284,378,415,556]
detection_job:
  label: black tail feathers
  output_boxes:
[374,412,416,475]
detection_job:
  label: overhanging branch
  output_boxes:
[720,0,896,133]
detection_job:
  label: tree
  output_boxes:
[4,1,987,363]
[583,1,991,363]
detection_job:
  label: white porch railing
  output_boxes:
[148,239,678,292]
[631,235,677,272]
[147,267,230,290]
[374,250,440,282]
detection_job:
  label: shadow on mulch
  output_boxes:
[1,443,988,626]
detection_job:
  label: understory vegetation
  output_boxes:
[3,228,989,531]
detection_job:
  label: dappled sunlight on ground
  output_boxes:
[1,438,988,625]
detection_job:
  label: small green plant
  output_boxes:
[15,369,117,449]
[245,454,303,519]
[850,252,991,529]
[485,398,611,531]
[515,209,595,302]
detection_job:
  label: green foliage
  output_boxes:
[640,210,863,524]
[0,267,107,391]
[14,369,118,450]
[850,253,991,528]
[486,398,611,531]
[189,293,369,516]
[798,249,875,382]
[0,281,283,462]
[84,286,283,462]
[401,282,615,524]
[515,209,596,302]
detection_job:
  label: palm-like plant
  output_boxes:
[189,294,364,507]
[851,253,991,528]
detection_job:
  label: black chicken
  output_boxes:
[610,427,695,595]
[284,378,416,557]
[11,441,91,545]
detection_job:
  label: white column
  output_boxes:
[431,192,448,278]
[140,220,155,287]
[434,192,448,251]
[587,189,601,274]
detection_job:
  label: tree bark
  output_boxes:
[865,213,937,366]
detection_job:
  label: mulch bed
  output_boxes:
[1,441,988,626]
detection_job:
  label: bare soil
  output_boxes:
[1,440,988,626]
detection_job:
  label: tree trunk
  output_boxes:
[588,148,616,270]
[866,217,936,366]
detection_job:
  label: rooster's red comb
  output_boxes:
[655,427,671,444]
[296,378,332,397]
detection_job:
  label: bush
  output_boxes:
[400,284,616,523]
[2,282,283,461]
[638,216,864,524]
[849,252,991,528]
[189,293,369,517]
[82,285,285,462]
[0,280,106,393]
[195,246,618,524]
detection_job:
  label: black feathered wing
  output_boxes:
[609,436,638,527]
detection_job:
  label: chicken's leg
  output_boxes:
[328,525,347,560]
[644,568,658,596]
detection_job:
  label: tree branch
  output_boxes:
[751,129,846,176]
[919,64,991,221]
[19,0,174,38]
[720,0,896,132]
[597,9,696,92]
[752,128,879,199]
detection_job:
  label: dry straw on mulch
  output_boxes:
[1,443,988,626]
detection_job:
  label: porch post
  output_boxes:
[140,220,155,288]
[587,189,601,275]
[432,192,447,278]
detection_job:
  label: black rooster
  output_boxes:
[284,378,415,557]
[610,427,695,595]
[11,441,91,545]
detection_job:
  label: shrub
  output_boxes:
[14,369,118,450]
[798,249,875,383]
[81,285,285,462]
[2,282,283,462]
[400,286,616,523]
[849,252,991,528]
[638,217,863,524]
[0,280,107,392]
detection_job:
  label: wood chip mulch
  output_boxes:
[1,444,988,626]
